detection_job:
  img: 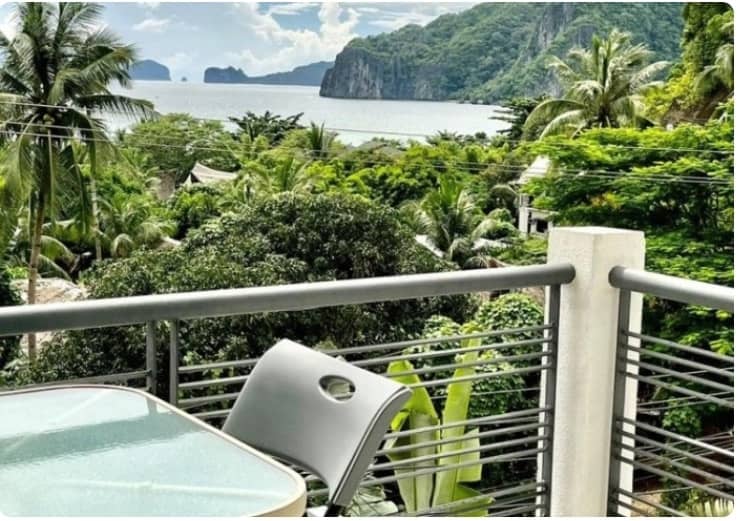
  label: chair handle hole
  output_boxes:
[319,375,355,402]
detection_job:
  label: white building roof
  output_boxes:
[517,156,551,185]
[186,162,238,185]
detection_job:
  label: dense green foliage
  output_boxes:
[18,193,475,390]
[343,3,683,102]
[0,266,21,370]
[524,30,670,138]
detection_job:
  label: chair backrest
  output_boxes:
[222,339,412,508]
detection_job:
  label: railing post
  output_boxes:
[544,227,644,516]
[145,321,157,395]
[169,320,180,405]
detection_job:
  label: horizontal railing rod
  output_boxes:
[621,443,734,487]
[325,325,551,357]
[3,370,149,390]
[376,349,550,378]
[179,374,248,390]
[621,431,734,473]
[614,454,734,501]
[384,407,547,439]
[0,263,575,336]
[371,435,548,472]
[488,503,544,517]
[361,447,546,487]
[626,332,734,364]
[622,358,734,393]
[621,342,734,378]
[620,372,733,408]
[179,392,241,409]
[614,488,688,517]
[618,419,734,458]
[177,326,550,374]
[409,364,550,389]
[353,337,548,368]
[193,409,230,420]
[609,266,734,312]
[377,421,545,456]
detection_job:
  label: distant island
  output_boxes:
[320,3,683,103]
[129,59,171,81]
[203,61,334,86]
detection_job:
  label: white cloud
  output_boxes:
[137,2,161,11]
[133,17,171,33]
[267,3,318,17]
[364,3,475,31]
[0,11,17,40]
[229,2,359,75]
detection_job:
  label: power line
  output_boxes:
[1,126,733,187]
[0,99,734,156]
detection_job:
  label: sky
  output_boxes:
[0,2,476,82]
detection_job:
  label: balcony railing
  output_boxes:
[0,227,734,516]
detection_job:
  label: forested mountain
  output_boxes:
[204,61,334,86]
[320,3,684,102]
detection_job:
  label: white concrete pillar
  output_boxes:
[545,227,644,516]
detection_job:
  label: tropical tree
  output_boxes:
[243,156,319,197]
[695,15,734,95]
[306,122,335,158]
[98,196,174,258]
[524,29,670,138]
[0,2,154,359]
[229,110,303,145]
[403,177,518,268]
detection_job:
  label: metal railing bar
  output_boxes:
[409,364,551,389]
[487,504,544,517]
[609,266,734,312]
[323,324,551,356]
[638,393,735,414]
[383,408,547,439]
[614,454,734,501]
[430,386,541,401]
[179,358,258,374]
[616,488,688,516]
[3,370,149,391]
[179,392,241,409]
[622,358,735,393]
[377,349,550,377]
[621,343,734,378]
[361,447,546,487]
[639,388,734,408]
[625,332,734,364]
[179,374,249,390]
[0,263,576,336]
[620,443,734,487]
[620,431,734,473]
[193,409,230,420]
[176,332,549,375]
[377,421,545,456]
[620,372,733,408]
[371,435,547,471]
[618,419,734,458]
[353,337,548,368]
[632,482,729,497]
[609,498,651,517]
[388,484,545,516]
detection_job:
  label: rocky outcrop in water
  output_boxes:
[130,59,171,81]
[204,61,334,86]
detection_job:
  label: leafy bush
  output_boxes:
[0,265,21,370]
[19,193,475,393]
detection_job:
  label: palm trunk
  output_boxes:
[26,197,45,362]
[90,174,103,261]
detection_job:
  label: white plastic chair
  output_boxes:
[223,339,411,516]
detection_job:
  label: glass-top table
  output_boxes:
[0,385,306,516]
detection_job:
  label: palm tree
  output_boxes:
[524,30,670,139]
[98,196,174,258]
[244,157,319,197]
[696,19,734,95]
[403,176,517,268]
[0,3,154,359]
[306,122,335,158]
